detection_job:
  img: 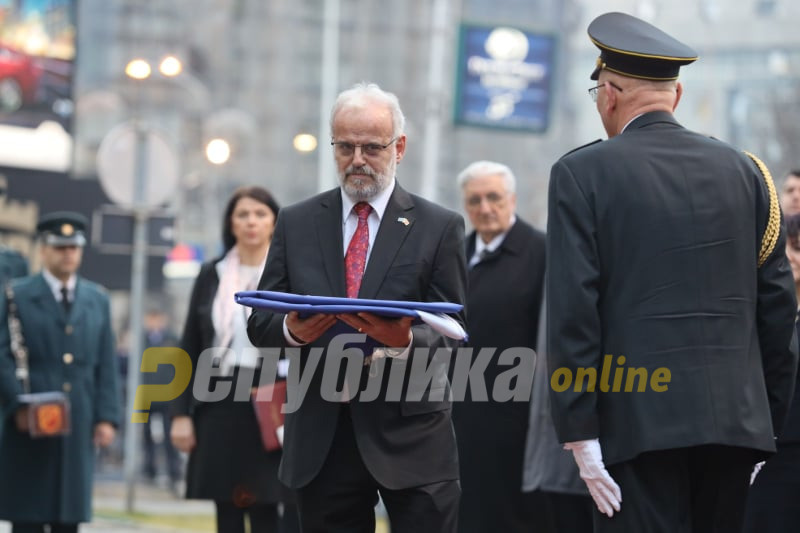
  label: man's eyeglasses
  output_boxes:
[331,137,398,158]
[588,81,623,102]
[466,192,507,208]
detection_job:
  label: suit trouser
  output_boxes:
[594,445,755,533]
[542,491,594,533]
[296,405,460,533]
[743,442,800,532]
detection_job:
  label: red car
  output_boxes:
[0,44,42,112]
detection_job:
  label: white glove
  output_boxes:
[750,461,765,485]
[565,438,622,517]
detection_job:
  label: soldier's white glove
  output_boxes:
[750,461,765,485]
[565,438,622,517]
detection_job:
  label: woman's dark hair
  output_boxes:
[221,186,280,252]
[786,213,800,242]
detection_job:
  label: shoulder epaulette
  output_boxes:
[744,151,780,268]
[561,139,602,158]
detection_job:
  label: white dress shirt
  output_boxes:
[42,268,77,305]
[469,215,516,268]
[340,177,395,259]
[283,179,412,357]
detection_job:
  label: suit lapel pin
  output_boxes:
[397,217,410,226]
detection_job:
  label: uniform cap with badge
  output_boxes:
[36,211,88,247]
[588,12,698,81]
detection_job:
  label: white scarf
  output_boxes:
[211,246,267,349]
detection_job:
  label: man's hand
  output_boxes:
[336,312,413,348]
[286,311,337,344]
[93,422,116,447]
[565,438,622,517]
[171,415,196,453]
[14,406,29,432]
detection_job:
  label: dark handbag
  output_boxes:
[250,380,286,451]
[5,284,71,437]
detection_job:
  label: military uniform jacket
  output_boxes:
[546,111,798,466]
[0,273,120,523]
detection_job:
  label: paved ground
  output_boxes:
[0,476,215,533]
[0,475,388,532]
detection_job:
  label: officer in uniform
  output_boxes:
[0,211,121,533]
[546,12,798,532]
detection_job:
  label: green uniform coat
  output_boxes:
[0,273,120,523]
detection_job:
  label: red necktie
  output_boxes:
[345,202,372,298]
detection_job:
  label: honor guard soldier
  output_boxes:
[0,211,121,533]
[546,12,798,532]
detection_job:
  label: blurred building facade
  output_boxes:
[67,0,800,302]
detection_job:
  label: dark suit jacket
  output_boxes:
[463,218,545,351]
[247,183,467,490]
[0,273,119,522]
[547,111,799,466]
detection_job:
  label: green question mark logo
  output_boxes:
[131,347,192,423]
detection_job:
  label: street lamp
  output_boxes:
[125,58,151,80]
[120,57,156,514]
[159,55,183,77]
[293,133,318,153]
[205,138,231,165]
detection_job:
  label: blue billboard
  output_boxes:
[454,23,556,132]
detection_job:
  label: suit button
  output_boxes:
[62,382,72,393]
[65,325,73,335]
[63,353,74,365]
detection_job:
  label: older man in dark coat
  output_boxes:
[452,160,567,532]
[0,212,120,532]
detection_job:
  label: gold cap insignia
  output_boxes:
[596,57,606,70]
[61,224,74,236]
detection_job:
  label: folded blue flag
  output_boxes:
[235,290,467,340]
[236,290,462,313]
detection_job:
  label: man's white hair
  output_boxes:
[457,160,516,193]
[330,82,405,138]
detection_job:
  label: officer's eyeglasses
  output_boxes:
[331,137,398,158]
[588,81,623,102]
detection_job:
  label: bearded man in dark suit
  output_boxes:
[248,82,467,533]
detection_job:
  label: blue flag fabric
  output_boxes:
[235,290,467,340]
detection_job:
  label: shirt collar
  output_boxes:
[42,268,77,296]
[341,178,396,223]
[621,113,644,133]
[475,215,517,256]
